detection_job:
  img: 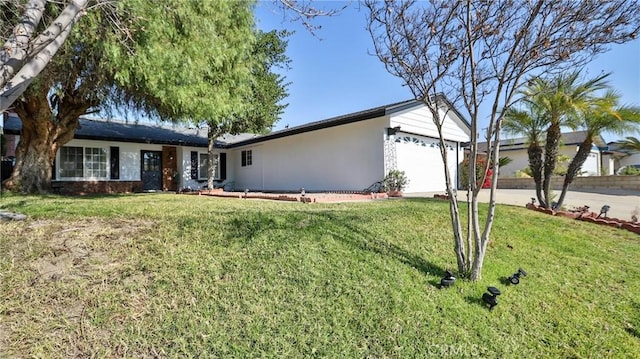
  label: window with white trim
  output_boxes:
[85,147,108,178]
[59,146,108,179]
[60,146,84,178]
[241,150,252,167]
[198,153,219,180]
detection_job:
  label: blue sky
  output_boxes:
[256,1,640,142]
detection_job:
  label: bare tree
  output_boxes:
[273,0,350,36]
[365,0,639,280]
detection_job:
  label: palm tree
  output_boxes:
[503,106,548,205]
[518,71,610,208]
[556,92,640,208]
[615,136,640,153]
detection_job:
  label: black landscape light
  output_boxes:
[482,286,501,311]
[439,270,456,289]
[507,268,528,285]
[300,187,306,197]
[244,189,249,199]
[531,197,536,205]
[597,205,610,219]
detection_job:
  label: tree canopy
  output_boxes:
[3,0,291,193]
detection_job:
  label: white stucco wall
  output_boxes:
[229,116,388,192]
[389,105,471,142]
[227,103,470,193]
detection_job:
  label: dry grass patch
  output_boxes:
[0,218,157,357]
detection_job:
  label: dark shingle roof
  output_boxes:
[480,130,607,151]
[3,114,212,147]
[3,97,469,149]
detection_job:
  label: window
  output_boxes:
[241,150,252,167]
[59,146,108,179]
[199,153,209,179]
[85,147,107,178]
[60,146,83,178]
[194,153,220,180]
[198,153,219,180]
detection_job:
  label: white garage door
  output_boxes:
[395,134,458,193]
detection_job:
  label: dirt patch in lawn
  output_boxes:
[0,217,158,357]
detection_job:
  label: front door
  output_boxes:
[141,150,162,191]
[162,146,178,191]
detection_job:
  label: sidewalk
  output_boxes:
[408,189,640,221]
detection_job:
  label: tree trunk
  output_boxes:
[439,137,467,275]
[207,127,220,190]
[527,142,545,206]
[542,123,561,208]
[556,138,594,209]
[4,87,89,193]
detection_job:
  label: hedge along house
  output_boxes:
[2,98,471,194]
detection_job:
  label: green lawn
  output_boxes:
[1,193,638,358]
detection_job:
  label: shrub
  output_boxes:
[460,158,492,189]
[382,170,408,192]
[618,165,640,176]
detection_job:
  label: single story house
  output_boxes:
[603,141,640,174]
[482,131,606,177]
[2,99,471,194]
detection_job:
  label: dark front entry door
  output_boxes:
[141,150,162,191]
[162,146,177,191]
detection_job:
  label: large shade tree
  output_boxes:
[203,29,291,189]
[364,0,640,280]
[3,0,290,193]
[1,0,341,112]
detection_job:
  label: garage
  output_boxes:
[395,133,460,193]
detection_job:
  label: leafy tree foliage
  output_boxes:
[557,92,640,207]
[505,72,640,209]
[615,136,640,153]
[3,0,289,193]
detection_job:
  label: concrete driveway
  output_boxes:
[408,189,640,221]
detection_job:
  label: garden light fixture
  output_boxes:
[482,286,501,311]
[244,189,249,199]
[507,268,528,285]
[597,205,610,218]
[439,270,456,289]
[300,188,306,197]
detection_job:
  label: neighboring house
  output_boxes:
[480,131,606,177]
[2,99,471,194]
[603,141,640,174]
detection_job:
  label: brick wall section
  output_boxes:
[498,176,640,191]
[54,181,143,195]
